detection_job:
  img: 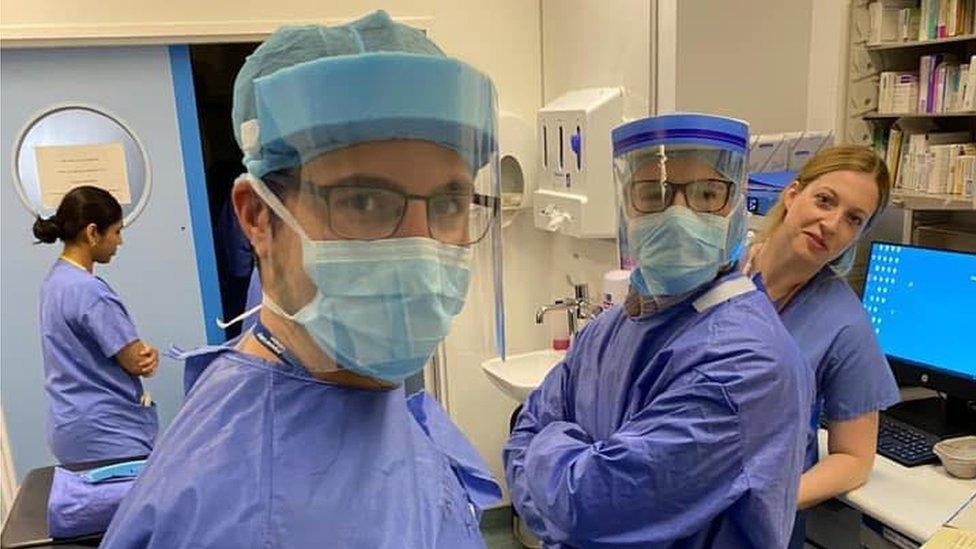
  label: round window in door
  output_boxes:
[11,103,152,225]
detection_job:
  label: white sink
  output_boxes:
[481,349,566,402]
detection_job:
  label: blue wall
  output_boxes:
[1,46,213,480]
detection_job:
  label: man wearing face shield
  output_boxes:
[503,114,814,548]
[102,11,504,548]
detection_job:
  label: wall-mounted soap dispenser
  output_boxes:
[534,87,623,238]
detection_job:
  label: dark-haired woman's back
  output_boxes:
[40,260,158,462]
[34,186,159,463]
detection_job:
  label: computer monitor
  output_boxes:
[862,241,976,435]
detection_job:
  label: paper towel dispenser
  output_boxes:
[534,88,623,238]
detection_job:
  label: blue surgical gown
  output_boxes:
[777,268,900,549]
[779,268,900,470]
[102,345,501,548]
[39,260,157,464]
[503,272,813,548]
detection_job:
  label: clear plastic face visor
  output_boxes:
[613,144,749,268]
[239,53,506,378]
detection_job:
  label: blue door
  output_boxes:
[1,45,220,480]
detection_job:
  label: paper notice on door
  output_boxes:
[35,143,131,207]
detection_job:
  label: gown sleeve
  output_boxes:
[406,390,503,511]
[505,360,747,547]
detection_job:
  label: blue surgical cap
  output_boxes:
[232,10,497,177]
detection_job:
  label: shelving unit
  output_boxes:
[863,111,976,119]
[913,221,976,247]
[890,188,975,209]
[845,1,976,254]
[866,33,976,51]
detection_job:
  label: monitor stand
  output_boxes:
[884,396,976,439]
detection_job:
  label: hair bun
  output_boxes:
[32,215,61,244]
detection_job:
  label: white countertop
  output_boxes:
[818,429,976,543]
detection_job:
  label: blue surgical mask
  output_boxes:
[263,237,471,383]
[628,205,732,296]
[248,175,471,383]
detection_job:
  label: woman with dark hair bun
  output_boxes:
[34,185,159,464]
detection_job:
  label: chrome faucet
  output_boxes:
[535,277,603,336]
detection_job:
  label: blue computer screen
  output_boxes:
[862,243,976,380]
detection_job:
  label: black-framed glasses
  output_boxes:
[628,178,735,214]
[303,183,499,246]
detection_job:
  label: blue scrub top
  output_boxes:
[778,268,900,470]
[504,272,814,548]
[102,344,501,548]
[39,260,158,464]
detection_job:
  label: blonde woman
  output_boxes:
[743,145,900,547]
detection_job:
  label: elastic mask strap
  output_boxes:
[260,293,297,321]
[242,173,313,241]
[215,303,262,330]
[261,292,322,329]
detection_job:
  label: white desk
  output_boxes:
[818,429,976,543]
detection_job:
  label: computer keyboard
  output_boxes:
[877,414,941,467]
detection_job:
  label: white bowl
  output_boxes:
[933,435,976,479]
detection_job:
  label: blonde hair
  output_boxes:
[759,144,892,243]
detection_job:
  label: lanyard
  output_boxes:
[252,321,306,371]
[252,321,391,390]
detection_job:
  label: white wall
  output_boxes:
[540,0,653,305]
[1,402,16,521]
[807,0,852,136]
[0,0,542,124]
[0,0,421,25]
[0,1,431,43]
[674,0,850,137]
[542,0,652,120]
[675,0,815,134]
